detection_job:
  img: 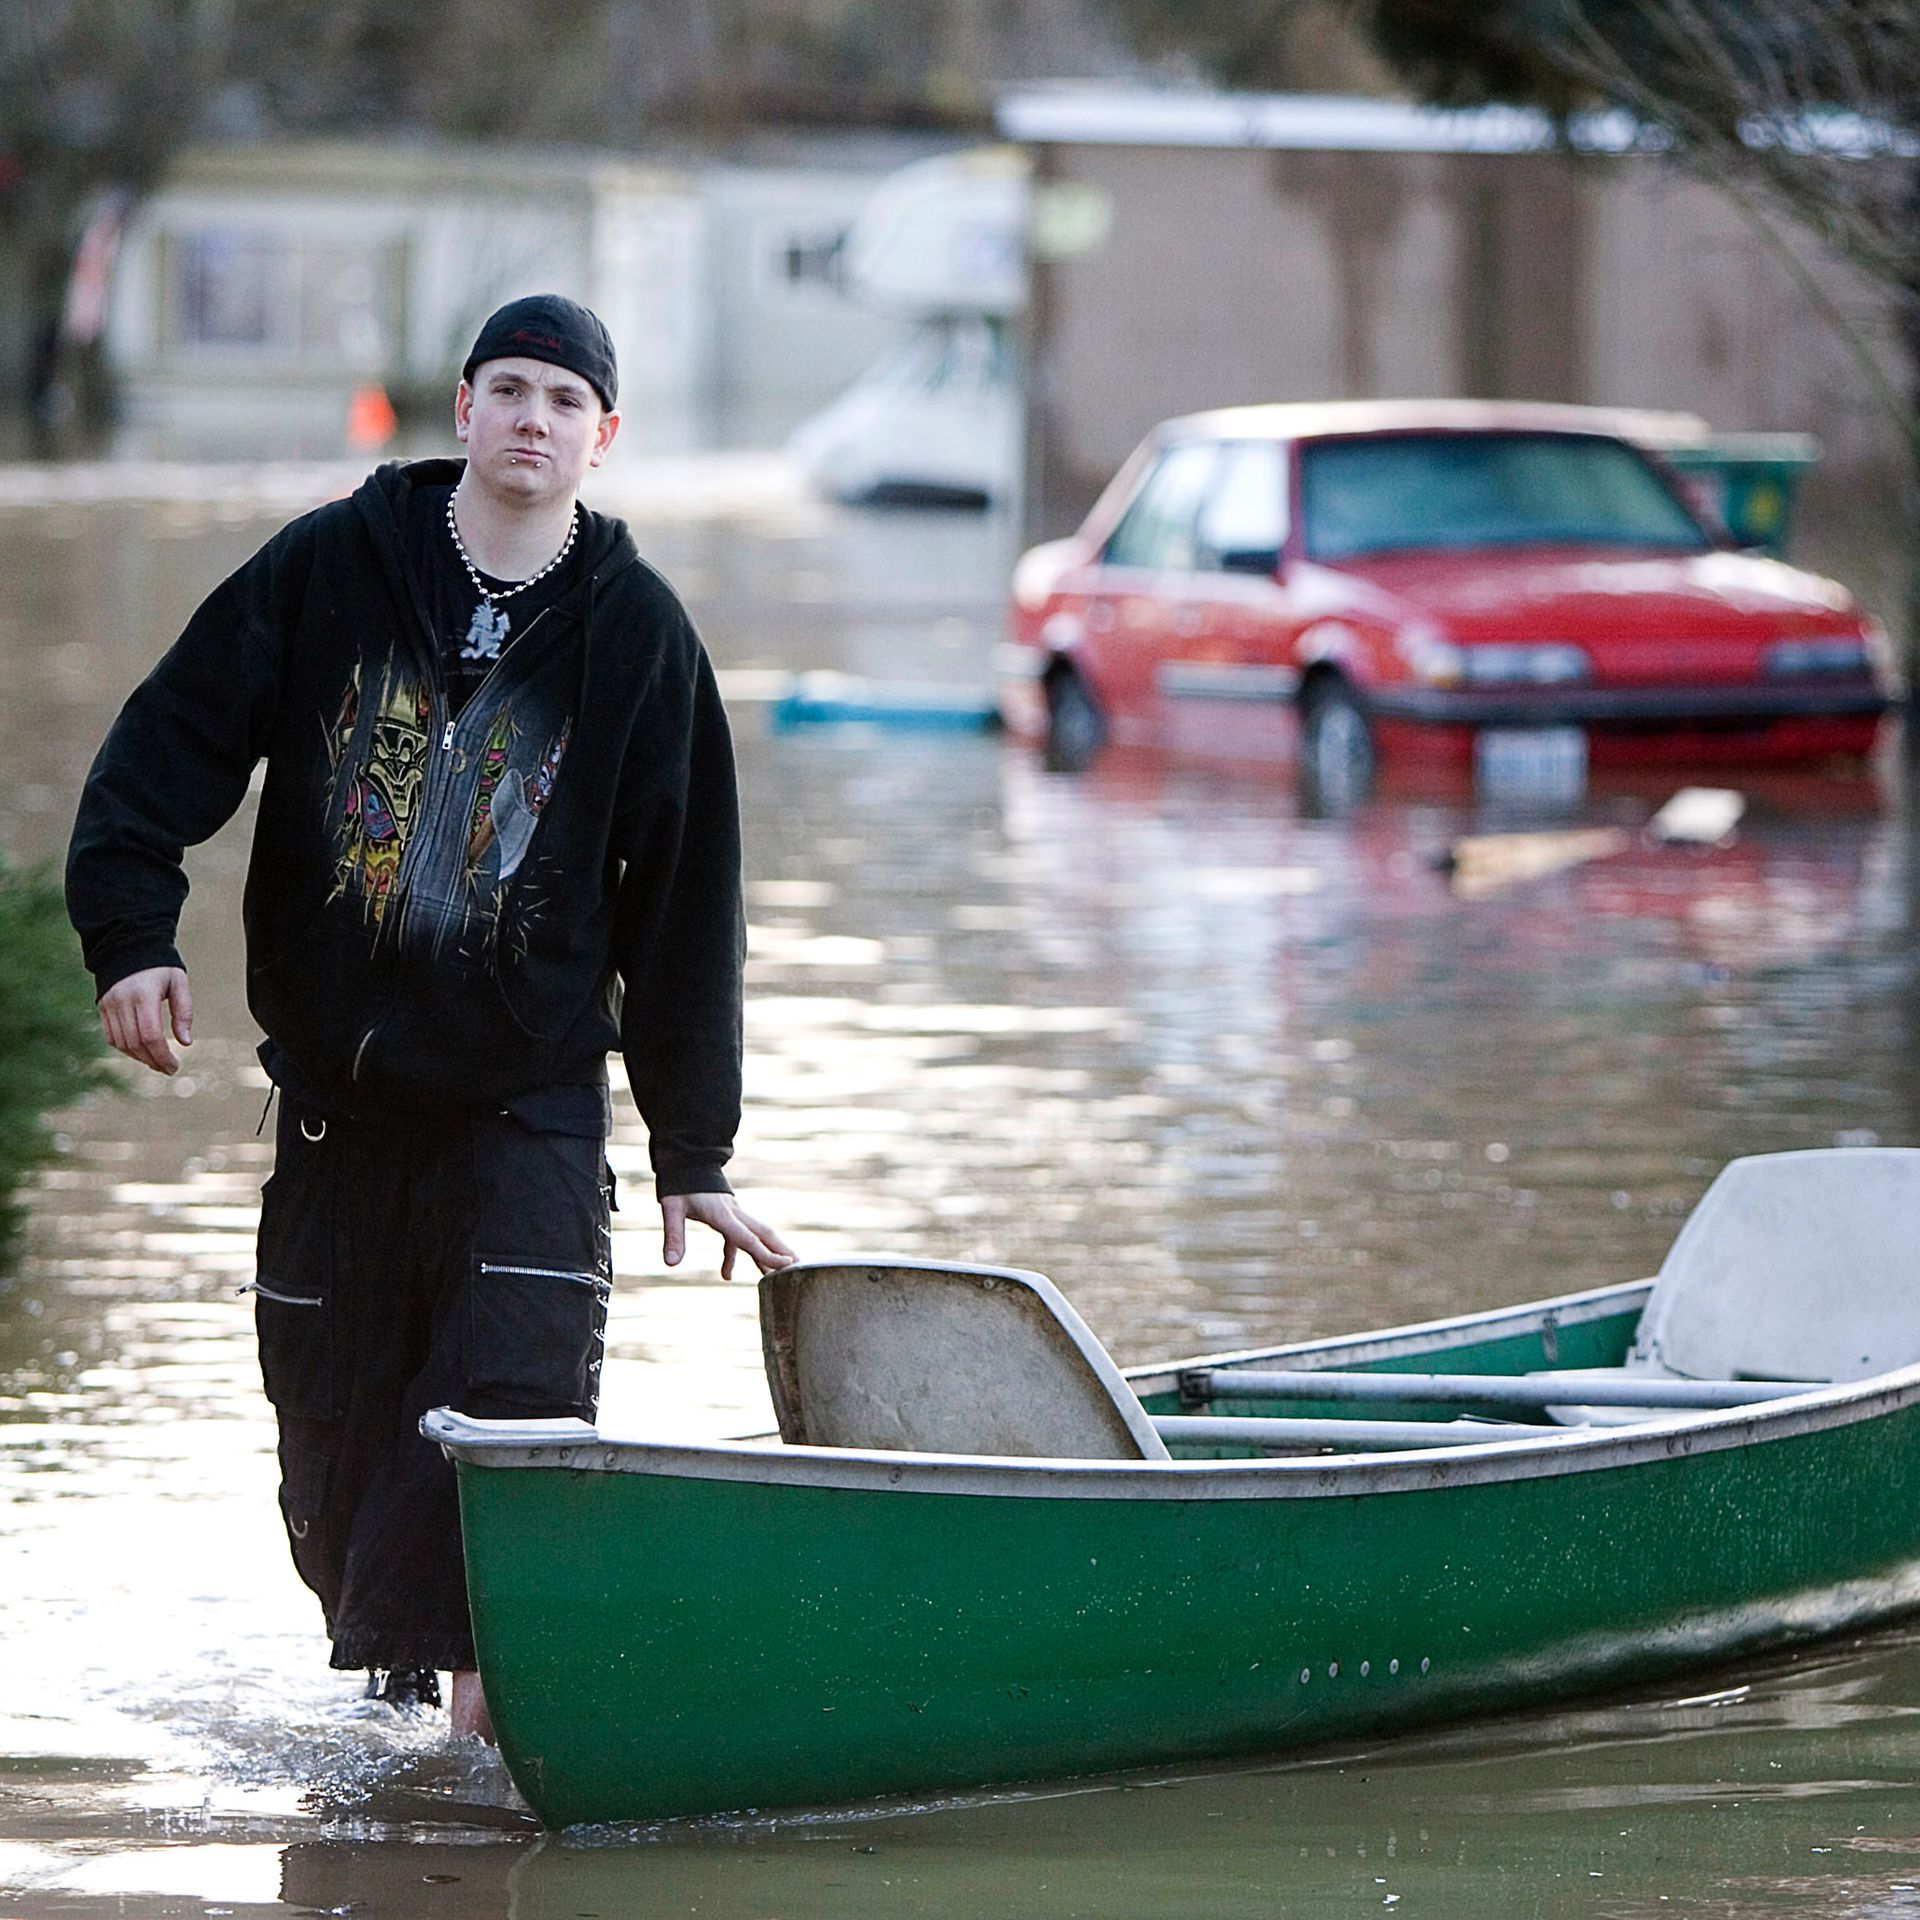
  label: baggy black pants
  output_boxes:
[251,1095,611,1672]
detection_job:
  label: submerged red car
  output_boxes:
[1001,402,1895,792]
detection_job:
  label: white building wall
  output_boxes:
[701,166,919,448]
[588,179,709,455]
[100,141,928,461]
[404,200,595,391]
[104,149,612,456]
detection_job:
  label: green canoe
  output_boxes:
[427,1148,1920,1829]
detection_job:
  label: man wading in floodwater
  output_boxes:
[66,294,795,1740]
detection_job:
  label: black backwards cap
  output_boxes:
[462,294,618,410]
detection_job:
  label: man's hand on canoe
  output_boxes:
[99,966,193,1075]
[662,1191,796,1281]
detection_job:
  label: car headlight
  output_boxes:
[1460,644,1593,686]
[1398,631,1466,687]
[1765,636,1874,677]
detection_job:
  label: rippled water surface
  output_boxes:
[4,463,1920,1916]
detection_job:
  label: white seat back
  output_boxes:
[1631,1148,1920,1384]
[761,1259,1170,1460]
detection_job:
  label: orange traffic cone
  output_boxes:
[346,383,398,451]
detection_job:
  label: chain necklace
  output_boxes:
[447,493,581,663]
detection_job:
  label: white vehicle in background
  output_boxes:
[787,149,1026,508]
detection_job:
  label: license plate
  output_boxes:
[1474,725,1588,797]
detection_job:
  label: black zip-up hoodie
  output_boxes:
[66,459,744,1196]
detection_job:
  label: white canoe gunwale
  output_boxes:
[426,1275,1920,1502]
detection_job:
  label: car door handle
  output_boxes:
[1087,601,1117,634]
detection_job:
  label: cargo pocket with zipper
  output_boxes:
[466,1259,611,1416]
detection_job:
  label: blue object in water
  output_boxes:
[768,672,1001,733]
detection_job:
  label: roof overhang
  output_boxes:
[995,87,1918,161]
[996,88,1640,154]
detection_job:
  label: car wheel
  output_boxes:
[1044,666,1106,773]
[1300,677,1376,811]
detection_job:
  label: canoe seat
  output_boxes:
[1546,1147,1920,1425]
[760,1259,1171,1460]
[1632,1147,1920,1384]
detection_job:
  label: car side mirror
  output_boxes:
[1218,547,1282,577]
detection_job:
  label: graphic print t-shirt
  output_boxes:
[405,484,585,714]
[323,485,586,952]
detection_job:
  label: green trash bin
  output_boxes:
[1659,433,1821,558]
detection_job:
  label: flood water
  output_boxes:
[4,459,1920,1916]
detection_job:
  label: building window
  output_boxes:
[179,229,278,347]
[167,227,400,368]
[778,225,847,294]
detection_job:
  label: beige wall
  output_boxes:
[1025,142,1910,600]
[1583,164,1903,481]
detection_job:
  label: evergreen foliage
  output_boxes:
[0,860,108,1265]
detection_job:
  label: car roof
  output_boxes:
[1157,398,1714,448]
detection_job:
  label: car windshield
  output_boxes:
[1300,432,1713,561]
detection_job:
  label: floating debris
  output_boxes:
[1444,827,1632,897]
[1649,786,1746,845]
[769,671,1000,733]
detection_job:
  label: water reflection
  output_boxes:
[508,1635,1920,1919]
[6,1631,1920,1917]
[4,468,1920,1915]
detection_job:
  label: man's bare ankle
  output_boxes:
[450,1667,496,1745]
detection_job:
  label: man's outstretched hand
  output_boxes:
[98,966,193,1075]
[662,1191,796,1281]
